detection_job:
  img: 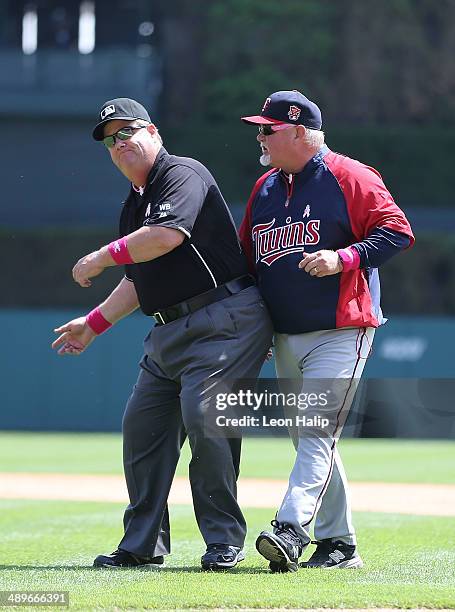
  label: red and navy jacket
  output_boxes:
[239,146,415,334]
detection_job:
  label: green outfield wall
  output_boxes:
[0,310,453,437]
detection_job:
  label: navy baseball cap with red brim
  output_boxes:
[241,90,322,129]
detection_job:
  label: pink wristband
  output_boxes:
[86,306,112,335]
[108,238,134,265]
[336,246,360,271]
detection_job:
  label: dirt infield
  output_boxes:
[1,473,454,516]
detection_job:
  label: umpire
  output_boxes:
[52,98,272,571]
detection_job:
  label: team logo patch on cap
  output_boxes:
[262,97,271,113]
[101,105,115,120]
[288,105,301,121]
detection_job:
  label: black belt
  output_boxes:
[152,275,255,326]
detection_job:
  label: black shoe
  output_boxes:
[93,548,165,569]
[256,520,303,573]
[201,544,245,571]
[300,539,363,569]
[269,560,290,573]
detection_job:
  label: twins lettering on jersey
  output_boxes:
[252,217,320,266]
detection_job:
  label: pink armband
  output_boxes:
[336,246,360,271]
[86,306,112,335]
[108,238,134,265]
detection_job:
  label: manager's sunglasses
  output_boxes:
[258,123,295,136]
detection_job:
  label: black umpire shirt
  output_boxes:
[120,148,249,314]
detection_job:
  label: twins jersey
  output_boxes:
[239,145,414,334]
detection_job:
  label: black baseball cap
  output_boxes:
[241,90,322,129]
[92,98,151,141]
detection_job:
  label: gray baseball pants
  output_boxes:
[118,286,273,557]
[274,327,375,547]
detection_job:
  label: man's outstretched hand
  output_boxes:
[52,317,97,355]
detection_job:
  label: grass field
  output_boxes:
[0,434,454,610]
[1,432,455,483]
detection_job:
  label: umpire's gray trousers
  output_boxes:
[118,286,273,557]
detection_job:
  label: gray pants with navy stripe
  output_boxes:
[274,327,375,547]
[118,286,273,557]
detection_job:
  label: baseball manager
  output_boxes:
[52,98,272,571]
[239,90,414,572]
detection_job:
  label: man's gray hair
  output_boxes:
[135,119,163,145]
[304,128,325,149]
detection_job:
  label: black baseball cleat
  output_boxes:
[269,560,290,573]
[256,520,303,573]
[300,539,363,569]
[201,544,245,571]
[93,548,165,569]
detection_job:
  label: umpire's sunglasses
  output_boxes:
[102,125,146,148]
[258,123,295,136]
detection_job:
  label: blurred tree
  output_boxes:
[153,0,208,123]
[199,0,338,121]
[156,0,455,126]
[156,0,455,206]
[334,0,455,123]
